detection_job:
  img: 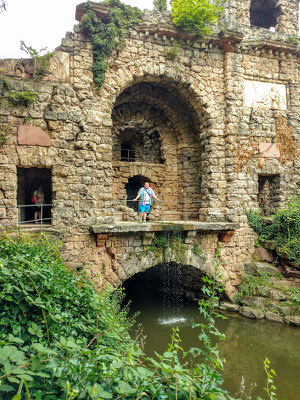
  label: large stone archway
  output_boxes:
[110,75,212,221]
[123,261,211,303]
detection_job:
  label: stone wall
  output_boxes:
[0,2,299,298]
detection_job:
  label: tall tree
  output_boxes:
[154,0,168,12]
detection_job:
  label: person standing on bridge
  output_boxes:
[133,182,160,222]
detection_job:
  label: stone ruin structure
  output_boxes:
[0,0,299,299]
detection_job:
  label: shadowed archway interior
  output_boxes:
[112,77,208,220]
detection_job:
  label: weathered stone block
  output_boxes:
[244,262,279,277]
[239,306,265,319]
[220,301,240,312]
[265,311,284,323]
[254,247,273,263]
[18,126,53,147]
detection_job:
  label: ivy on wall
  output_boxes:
[0,74,36,107]
[80,0,143,90]
[275,115,298,163]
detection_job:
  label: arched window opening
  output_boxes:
[121,141,135,162]
[250,0,281,30]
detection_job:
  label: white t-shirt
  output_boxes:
[34,190,45,205]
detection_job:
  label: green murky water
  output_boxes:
[124,284,300,399]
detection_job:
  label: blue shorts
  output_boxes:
[139,204,151,213]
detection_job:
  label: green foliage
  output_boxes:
[20,41,53,80]
[0,124,10,145]
[257,358,278,400]
[171,0,227,36]
[80,0,142,89]
[0,73,12,92]
[237,272,300,314]
[288,35,299,45]
[0,73,36,108]
[0,232,233,399]
[6,90,36,107]
[0,233,284,399]
[154,0,168,13]
[237,273,271,300]
[164,43,181,61]
[247,197,300,267]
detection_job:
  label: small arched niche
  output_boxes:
[250,0,281,30]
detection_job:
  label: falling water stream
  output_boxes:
[123,265,300,400]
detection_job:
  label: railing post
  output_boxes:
[184,199,188,223]
[161,200,164,223]
[40,204,43,232]
[18,205,21,237]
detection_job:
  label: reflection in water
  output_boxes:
[124,284,300,400]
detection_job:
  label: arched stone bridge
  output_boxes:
[89,221,240,299]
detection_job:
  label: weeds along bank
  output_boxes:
[0,233,281,399]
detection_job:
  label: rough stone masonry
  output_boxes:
[0,0,299,299]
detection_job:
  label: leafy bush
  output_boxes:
[247,197,300,267]
[0,233,283,399]
[171,0,227,36]
[0,232,230,399]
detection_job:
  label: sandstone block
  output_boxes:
[239,306,265,319]
[220,301,240,312]
[265,311,284,323]
[18,126,53,147]
[254,247,273,263]
[244,262,279,277]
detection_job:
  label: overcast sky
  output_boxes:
[0,0,157,59]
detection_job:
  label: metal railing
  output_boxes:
[1,204,53,233]
[0,199,203,232]
[120,148,136,162]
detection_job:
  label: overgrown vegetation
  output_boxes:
[236,272,300,315]
[0,73,36,107]
[0,124,10,145]
[246,197,300,267]
[171,0,227,36]
[154,0,168,13]
[0,233,283,399]
[0,232,229,399]
[164,43,181,61]
[20,41,53,80]
[79,0,143,89]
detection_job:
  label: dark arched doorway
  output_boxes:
[125,175,149,211]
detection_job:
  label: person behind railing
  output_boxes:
[32,185,44,224]
[133,181,160,223]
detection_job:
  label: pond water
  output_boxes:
[124,282,300,399]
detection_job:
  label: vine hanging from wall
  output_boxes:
[79,0,143,90]
[275,114,298,163]
[228,113,298,173]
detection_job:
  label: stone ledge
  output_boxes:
[91,221,239,234]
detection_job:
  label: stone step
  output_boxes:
[244,261,280,276]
